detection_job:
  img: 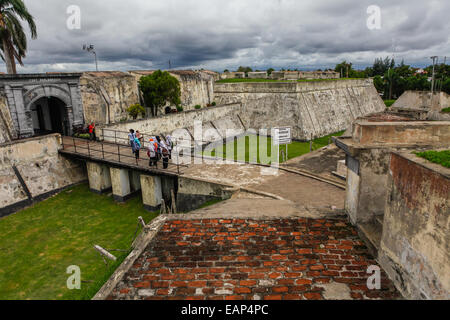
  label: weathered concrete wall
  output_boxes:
[247,72,268,79]
[129,70,216,112]
[339,121,450,224]
[220,72,245,79]
[392,90,450,111]
[0,90,15,144]
[100,103,242,139]
[86,162,112,194]
[352,121,450,145]
[177,176,233,212]
[379,152,449,300]
[214,79,384,140]
[269,71,340,80]
[80,72,140,125]
[0,134,87,217]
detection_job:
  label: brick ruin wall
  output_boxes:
[379,153,449,300]
[0,134,87,217]
[214,79,386,140]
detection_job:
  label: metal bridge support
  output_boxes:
[110,167,132,202]
[87,162,112,194]
[140,175,162,212]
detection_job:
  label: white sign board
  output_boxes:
[273,127,292,145]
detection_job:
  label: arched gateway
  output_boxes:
[0,73,84,139]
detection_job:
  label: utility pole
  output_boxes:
[430,56,438,109]
[83,44,99,71]
[430,56,438,94]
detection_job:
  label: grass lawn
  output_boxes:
[384,100,396,107]
[0,183,159,300]
[416,150,450,168]
[203,131,345,164]
[216,78,363,84]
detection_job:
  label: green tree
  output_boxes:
[127,104,145,120]
[335,61,352,78]
[267,68,274,75]
[138,70,181,117]
[0,0,37,74]
[372,57,395,77]
[373,75,385,94]
[442,78,450,95]
[237,66,253,74]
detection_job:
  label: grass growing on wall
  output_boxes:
[203,131,345,164]
[384,100,396,107]
[416,150,450,168]
[442,107,450,113]
[0,184,159,300]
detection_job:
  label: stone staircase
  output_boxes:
[358,215,384,258]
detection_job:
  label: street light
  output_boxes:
[83,44,99,71]
[430,56,438,109]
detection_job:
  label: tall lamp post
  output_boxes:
[430,56,438,108]
[83,44,99,71]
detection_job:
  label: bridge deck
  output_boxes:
[60,136,188,176]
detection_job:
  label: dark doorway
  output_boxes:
[31,97,69,136]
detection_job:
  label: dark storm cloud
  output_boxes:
[10,0,450,73]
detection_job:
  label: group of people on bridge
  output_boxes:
[128,129,173,169]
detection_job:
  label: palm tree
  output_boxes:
[0,0,37,74]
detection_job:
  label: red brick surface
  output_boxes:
[107,218,399,300]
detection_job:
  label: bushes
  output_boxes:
[194,105,202,110]
[127,104,146,119]
[441,107,450,113]
[416,150,450,168]
[74,133,91,140]
[176,105,184,112]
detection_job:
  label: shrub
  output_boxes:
[194,105,202,110]
[211,101,216,106]
[416,150,450,168]
[127,104,146,120]
[442,107,450,113]
[75,133,91,140]
[176,105,184,112]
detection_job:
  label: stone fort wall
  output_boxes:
[214,79,385,140]
[80,70,218,125]
[0,134,87,217]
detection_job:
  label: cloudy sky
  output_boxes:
[8,0,450,73]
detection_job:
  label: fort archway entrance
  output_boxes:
[30,97,70,136]
[0,73,84,139]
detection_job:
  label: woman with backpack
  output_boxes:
[160,140,170,169]
[147,138,159,168]
[165,135,173,160]
[128,129,141,161]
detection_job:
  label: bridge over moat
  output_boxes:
[59,136,202,212]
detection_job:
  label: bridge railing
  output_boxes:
[62,137,187,174]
